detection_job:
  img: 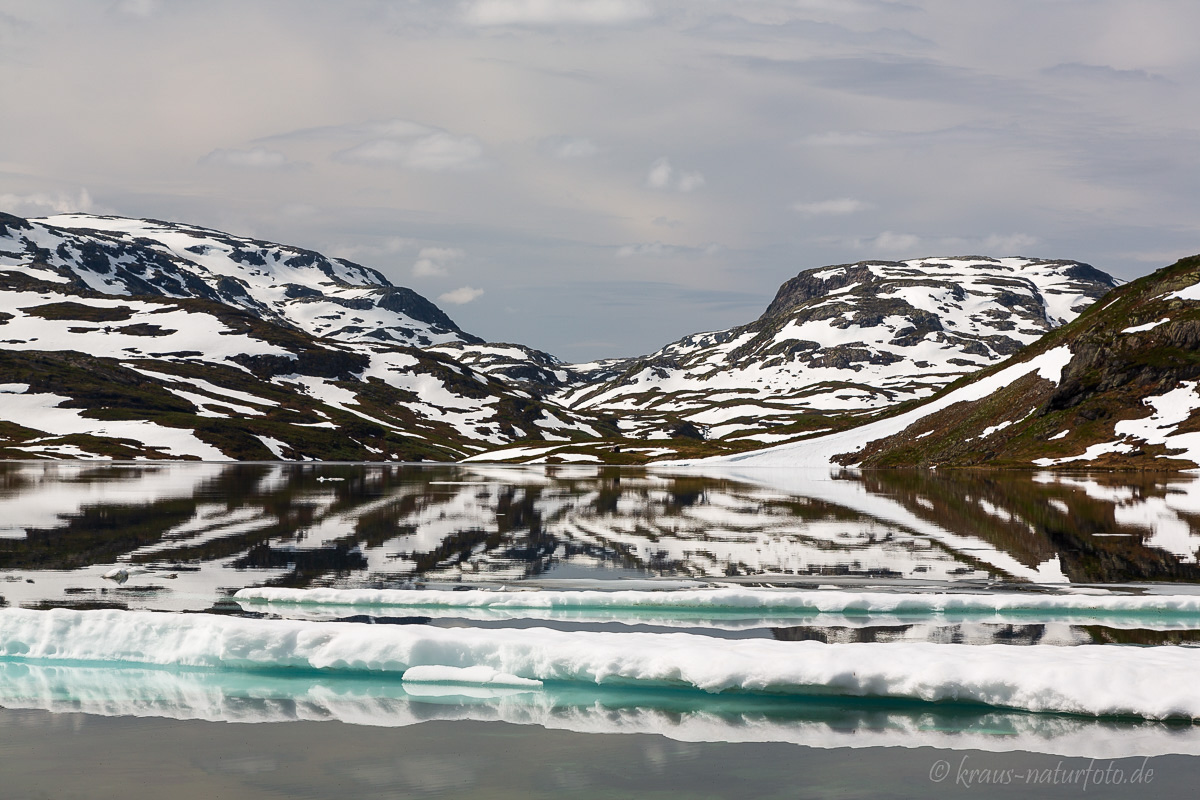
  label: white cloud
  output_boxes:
[465,0,651,26]
[439,286,485,305]
[676,170,705,192]
[335,132,484,172]
[542,136,601,159]
[413,247,464,277]
[0,189,97,216]
[645,157,673,189]
[266,118,485,172]
[199,147,292,169]
[644,157,704,192]
[793,198,873,215]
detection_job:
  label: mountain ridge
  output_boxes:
[11,209,1184,468]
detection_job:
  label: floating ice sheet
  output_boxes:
[234,585,1200,622]
[4,608,1200,721]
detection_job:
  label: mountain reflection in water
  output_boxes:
[3,462,1200,645]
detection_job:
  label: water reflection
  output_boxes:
[1,659,1197,759]
[4,462,1200,618]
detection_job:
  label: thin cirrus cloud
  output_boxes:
[645,157,704,192]
[257,119,485,172]
[439,286,485,305]
[413,247,464,278]
[199,147,294,170]
[335,133,484,172]
[793,198,873,216]
[464,0,652,26]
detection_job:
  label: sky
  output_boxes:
[2,0,1199,362]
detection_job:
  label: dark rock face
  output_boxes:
[764,264,881,317]
[374,287,482,343]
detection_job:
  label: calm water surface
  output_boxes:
[3,462,1200,797]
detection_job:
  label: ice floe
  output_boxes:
[4,608,1200,720]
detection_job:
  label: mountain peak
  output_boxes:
[12,214,477,348]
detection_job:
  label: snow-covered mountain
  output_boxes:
[0,210,1132,464]
[24,214,479,348]
[495,257,1116,447]
[699,254,1200,471]
[0,213,608,460]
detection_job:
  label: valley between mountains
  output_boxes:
[2,211,1198,469]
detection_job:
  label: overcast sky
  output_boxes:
[3,1,1199,361]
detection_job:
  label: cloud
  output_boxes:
[334,132,484,172]
[199,147,293,170]
[0,189,97,216]
[1042,63,1171,85]
[464,0,652,26]
[439,286,484,305]
[867,231,921,254]
[676,171,705,192]
[540,136,601,159]
[413,247,464,277]
[257,118,486,172]
[644,157,704,192]
[645,157,673,189]
[793,198,873,215]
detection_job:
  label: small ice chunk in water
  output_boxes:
[401,665,543,689]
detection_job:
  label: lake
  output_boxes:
[3,461,1200,798]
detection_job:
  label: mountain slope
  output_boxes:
[0,213,610,460]
[707,254,1200,470]
[530,257,1115,445]
[25,214,480,348]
